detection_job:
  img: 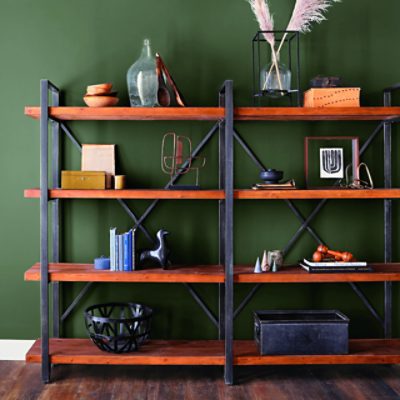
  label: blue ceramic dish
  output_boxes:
[259,169,283,184]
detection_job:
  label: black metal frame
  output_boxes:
[38,79,234,383]
[222,84,400,384]
[252,30,301,106]
[36,79,399,385]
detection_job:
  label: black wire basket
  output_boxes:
[84,302,153,353]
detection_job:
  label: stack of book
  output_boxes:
[299,259,372,273]
[110,228,137,271]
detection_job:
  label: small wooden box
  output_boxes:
[61,171,106,189]
[303,88,361,108]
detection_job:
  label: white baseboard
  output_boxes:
[0,340,35,361]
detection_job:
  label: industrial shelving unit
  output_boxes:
[24,80,400,385]
[24,79,234,384]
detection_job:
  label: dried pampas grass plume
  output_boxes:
[267,0,341,88]
[247,0,275,46]
[247,0,282,89]
[287,0,341,33]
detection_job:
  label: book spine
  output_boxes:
[312,267,372,273]
[118,235,123,271]
[115,235,119,271]
[132,228,137,270]
[300,263,372,273]
[303,259,367,267]
[110,228,116,271]
[123,231,132,271]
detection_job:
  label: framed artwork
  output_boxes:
[304,136,359,188]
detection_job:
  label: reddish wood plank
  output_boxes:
[24,263,224,283]
[234,264,400,283]
[25,188,400,201]
[24,107,224,121]
[235,107,400,121]
[26,339,225,365]
[24,263,400,283]
[25,106,400,121]
[24,188,225,200]
[234,339,400,365]
[235,189,400,200]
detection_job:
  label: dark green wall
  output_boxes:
[1,0,400,340]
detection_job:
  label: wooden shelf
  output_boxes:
[26,338,400,366]
[24,188,400,200]
[25,263,400,284]
[235,189,400,199]
[26,339,224,365]
[234,264,400,283]
[233,339,400,365]
[25,263,224,283]
[235,107,400,121]
[24,188,224,200]
[25,106,400,122]
[24,107,224,121]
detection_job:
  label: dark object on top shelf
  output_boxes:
[84,302,152,353]
[259,168,283,184]
[156,55,171,107]
[254,310,349,355]
[156,53,186,107]
[252,31,301,107]
[310,76,342,88]
[139,229,171,269]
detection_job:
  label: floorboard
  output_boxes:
[1,362,400,400]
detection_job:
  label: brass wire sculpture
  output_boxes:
[161,132,206,189]
[340,163,374,189]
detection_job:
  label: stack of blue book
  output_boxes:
[110,228,137,271]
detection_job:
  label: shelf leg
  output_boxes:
[40,79,50,383]
[383,88,393,339]
[51,88,60,338]
[221,80,234,385]
[384,118,392,339]
[219,112,226,339]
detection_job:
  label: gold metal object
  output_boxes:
[61,171,106,189]
[161,132,206,188]
[114,175,126,190]
[341,163,374,189]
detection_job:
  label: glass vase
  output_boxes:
[260,59,291,98]
[252,31,300,106]
[127,39,158,107]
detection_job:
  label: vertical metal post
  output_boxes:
[218,93,226,340]
[223,80,234,385]
[296,32,301,106]
[40,80,50,382]
[383,89,392,338]
[51,87,60,338]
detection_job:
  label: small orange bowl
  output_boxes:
[86,83,113,96]
[83,95,119,107]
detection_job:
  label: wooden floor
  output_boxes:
[2,362,400,399]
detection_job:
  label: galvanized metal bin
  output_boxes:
[254,310,349,355]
